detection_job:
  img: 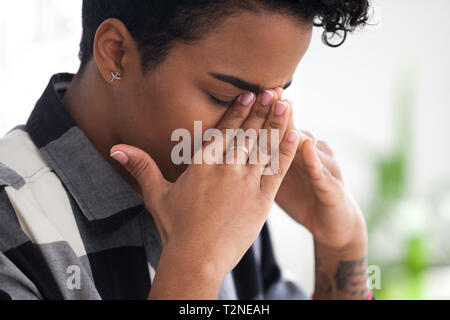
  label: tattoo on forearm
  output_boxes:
[334,256,368,298]
[315,255,369,299]
[334,256,366,289]
[314,257,332,296]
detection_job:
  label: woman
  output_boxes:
[0,0,371,300]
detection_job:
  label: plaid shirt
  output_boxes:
[0,73,308,300]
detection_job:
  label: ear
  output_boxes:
[93,18,135,84]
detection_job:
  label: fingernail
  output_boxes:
[287,130,299,143]
[238,92,254,106]
[259,90,274,107]
[110,151,129,165]
[275,101,287,116]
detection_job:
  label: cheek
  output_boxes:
[133,77,228,138]
[165,90,228,133]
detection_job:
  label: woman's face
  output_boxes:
[115,11,312,181]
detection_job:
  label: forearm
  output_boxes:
[148,245,226,300]
[313,236,369,300]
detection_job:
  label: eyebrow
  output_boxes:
[209,72,293,93]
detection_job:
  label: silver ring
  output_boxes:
[230,146,249,156]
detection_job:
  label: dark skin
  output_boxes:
[63,11,368,299]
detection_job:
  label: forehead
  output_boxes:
[166,11,312,89]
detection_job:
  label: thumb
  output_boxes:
[110,144,169,201]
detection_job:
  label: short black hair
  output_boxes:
[79,0,370,73]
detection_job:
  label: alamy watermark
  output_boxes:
[66,265,81,290]
[171,121,280,175]
[65,263,382,292]
[367,264,381,290]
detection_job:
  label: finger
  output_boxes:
[296,132,342,180]
[224,129,257,165]
[316,139,335,157]
[240,89,277,158]
[274,87,284,99]
[110,145,170,203]
[294,130,317,167]
[211,91,256,153]
[251,99,292,170]
[301,139,343,202]
[286,100,295,131]
[300,130,316,141]
[285,100,300,160]
[315,148,342,180]
[242,90,277,133]
[260,129,300,197]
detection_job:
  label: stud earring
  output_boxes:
[110,71,122,82]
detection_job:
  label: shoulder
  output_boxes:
[0,158,25,235]
[0,127,40,253]
[0,126,48,189]
[0,181,30,254]
[0,162,24,190]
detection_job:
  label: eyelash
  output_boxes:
[208,94,238,107]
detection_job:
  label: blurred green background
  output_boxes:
[366,69,450,299]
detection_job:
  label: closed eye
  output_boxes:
[208,94,238,107]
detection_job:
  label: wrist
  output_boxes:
[165,238,231,277]
[148,243,226,299]
[313,231,369,300]
[314,235,367,262]
[314,210,368,256]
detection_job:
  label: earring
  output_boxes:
[110,71,122,82]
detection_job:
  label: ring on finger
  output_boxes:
[230,146,250,156]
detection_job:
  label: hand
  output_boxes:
[110,89,299,299]
[274,95,367,250]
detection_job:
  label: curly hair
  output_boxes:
[79,0,370,73]
[310,0,370,47]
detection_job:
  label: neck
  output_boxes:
[62,65,143,196]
